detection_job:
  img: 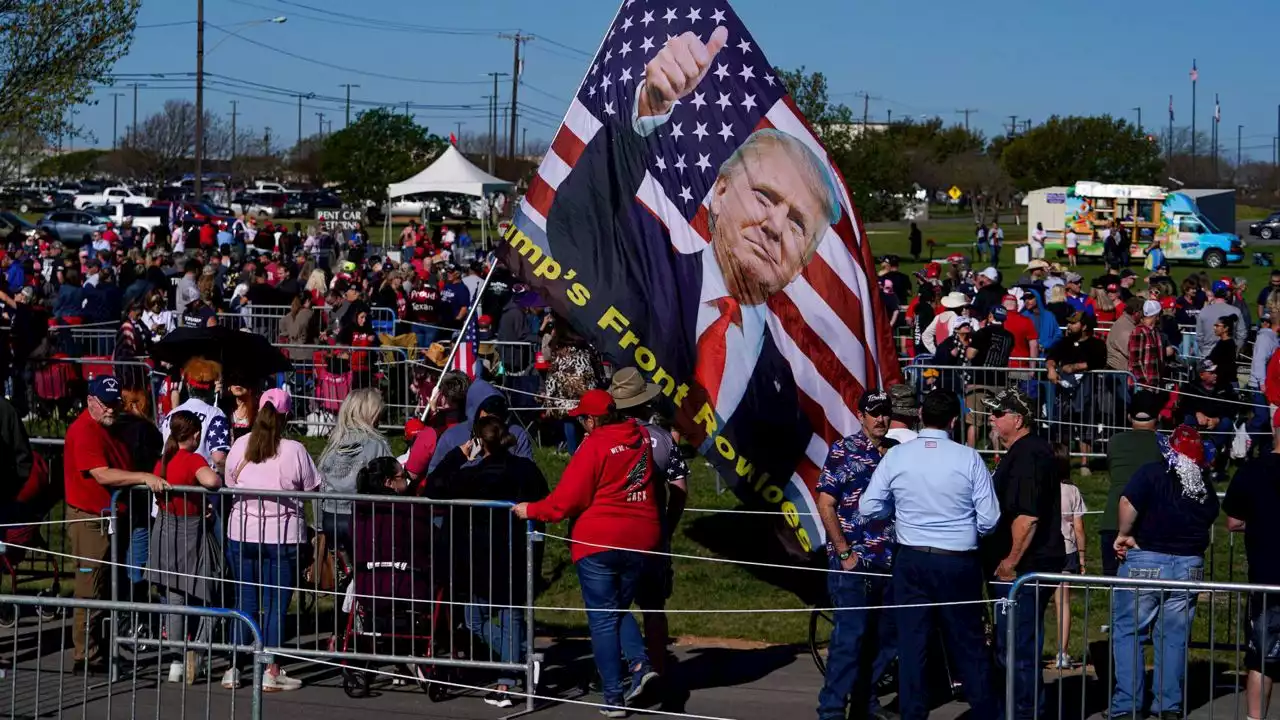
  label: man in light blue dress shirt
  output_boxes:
[862,389,1002,720]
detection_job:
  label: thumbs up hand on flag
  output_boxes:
[638,25,729,118]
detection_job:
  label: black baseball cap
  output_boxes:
[1129,390,1160,422]
[983,386,1033,417]
[859,390,891,416]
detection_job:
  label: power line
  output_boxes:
[204,24,490,85]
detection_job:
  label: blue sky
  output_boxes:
[86,0,1279,161]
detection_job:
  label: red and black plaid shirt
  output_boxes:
[1128,322,1163,387]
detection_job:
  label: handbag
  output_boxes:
[305,530,338,591]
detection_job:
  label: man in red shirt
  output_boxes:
[514,389,661,712]
[64,376,167,673]
[1002,293,1040,368]
[198,221,216,250]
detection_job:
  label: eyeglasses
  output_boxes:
[991,410,1008,419]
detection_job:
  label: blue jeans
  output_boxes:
[996,578,1055,720]
[464,602,526,687]
[576,550,649,705]
[1248,389,1274,456]
[893,547,998,720]
[412,326,439,350]
[321,512,352,556]
[976,241,989,264]
[1109,550,1203,716]
[818,560,897,720]
[226,539,298,648]
[127,525,149,584]
[563,420,581,455]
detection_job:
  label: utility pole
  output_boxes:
[886,109,892,125]
[861,93,869,128]
[194,0,205,200]
[522,127,528,157]
[340,83,360,127]
[297,95,304,147]
[130,83,143,148]
[1238,124,1243,170]
[229,100,238,187]
[316,112,326,139]
[1007,115,1019,136]
[264,127,271,156]
[1133,107,1142,133]
[500,107,508,156]
[230,100,238,160]
[955,108,977,131]
[498,32,533,160]
[455,121,465,145]
[484,94,496,173]
[109,92,124,150]
[404,102,411,118]
[1023,119,1032,133]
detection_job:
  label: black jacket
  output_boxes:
[426,447,548,603]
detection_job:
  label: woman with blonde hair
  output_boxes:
[316,388,392,554]
[304,268,328,307]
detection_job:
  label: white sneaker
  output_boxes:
[221,668,241,689]
[167,661,184,683]
[263,670,302,692]
[1055,652,1071,669]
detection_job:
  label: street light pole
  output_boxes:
[110,93,125,150]
[340,83,360,127]
[195,0,205,200]
[1132,106,1142,134]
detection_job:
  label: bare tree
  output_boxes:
[125,99,235,182]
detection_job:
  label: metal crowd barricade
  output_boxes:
[107,485,539,711]
[25,357,159,435]
[902,364,1134,457]
[0,595,265,720]
[277,342,433,432]
[1002,572,1273,720]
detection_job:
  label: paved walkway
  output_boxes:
[0,622,1264,720]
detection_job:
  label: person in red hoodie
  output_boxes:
[514,389,661,715]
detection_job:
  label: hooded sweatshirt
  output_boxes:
[525,418,660,562]
[428,379,534,473]
[317,429,394,516]
[1022,287,1061,355]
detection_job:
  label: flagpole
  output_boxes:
[1213,94,1219,184]
[422,253,502,419]
[1168,94,1174,165]
[1190,59,1197,182]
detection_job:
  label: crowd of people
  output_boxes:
[8,205,1280,719]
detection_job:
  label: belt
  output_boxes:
[900,544,974,557]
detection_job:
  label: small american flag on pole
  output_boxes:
[449,317,479,380]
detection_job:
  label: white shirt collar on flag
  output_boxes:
[696,246,766,423]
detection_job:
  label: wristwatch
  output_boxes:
[838,548,854,561]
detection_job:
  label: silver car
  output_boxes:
[36,209,109,246]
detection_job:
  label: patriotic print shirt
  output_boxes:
[815,432,895,569]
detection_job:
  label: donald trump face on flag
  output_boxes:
[638,26,840,308]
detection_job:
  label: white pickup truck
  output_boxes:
[82,203,168,233]
[73,186,155,209]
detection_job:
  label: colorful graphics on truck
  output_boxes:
[1048,181,1242,267]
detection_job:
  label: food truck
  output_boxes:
[1023,181,1244,268]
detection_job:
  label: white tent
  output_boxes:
[386,145,515,199]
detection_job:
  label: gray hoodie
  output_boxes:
[317,430,393,515]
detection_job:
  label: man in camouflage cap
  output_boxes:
[884,384,920,447]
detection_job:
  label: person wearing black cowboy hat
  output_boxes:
[608,367,690,684]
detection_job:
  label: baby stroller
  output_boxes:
[339,500,450,701]
[0,453,62,628]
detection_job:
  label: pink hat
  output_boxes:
[259,388,291,415]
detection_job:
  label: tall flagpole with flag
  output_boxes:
[1190,59,1198,181]
[1168,94,1174,164]
[1213,94,1220,182]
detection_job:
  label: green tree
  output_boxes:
[320,108,445,206]
[998,115,1163,191]
[30,149,109,179]
[0,0,140,142]
[775,66,854,132]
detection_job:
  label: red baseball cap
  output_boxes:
[404,417,426,442]
[568,389,615,417]
[924,262,941,279]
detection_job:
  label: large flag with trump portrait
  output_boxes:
[499,0,900,558]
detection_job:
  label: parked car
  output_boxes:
[36,209,110,245]
[1249,211,1280,241]
[73,185,155,210]
[0,211,35,241]
[231,193,276,218]
[83,203,167,234]
[300,190,343,215]
[150,201,235,227]
[0,188,57,214]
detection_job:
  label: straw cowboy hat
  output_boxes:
[608,367,662,410]
[940,291,970,310]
